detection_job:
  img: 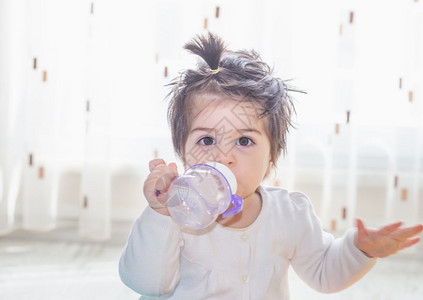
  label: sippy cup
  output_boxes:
[166,162,243,230]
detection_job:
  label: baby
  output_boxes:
[119,33,423,299]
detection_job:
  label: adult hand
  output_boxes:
[355,218,423,258]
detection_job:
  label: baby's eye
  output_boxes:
[198,136,216,146]
[236,137,254,147]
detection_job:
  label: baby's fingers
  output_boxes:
[149,158,166,172]
[152,162,178,189]
[168,162,178,174]
[144,160,178,206]
[391,224,423,241]
[356,218,369,239]
[378,221,403,235]
[399,236,421,250]
[144,177,166,207]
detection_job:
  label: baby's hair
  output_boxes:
[184,34,225,71]
[167,32,301,165]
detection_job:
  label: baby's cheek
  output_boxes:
[184,147,212,166]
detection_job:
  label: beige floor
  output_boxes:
[0,219,422,300]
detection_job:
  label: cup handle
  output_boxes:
[221,194,244,218]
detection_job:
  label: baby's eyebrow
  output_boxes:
[190,127,262,135]
[190,127,215,133]
[237,128,262,135]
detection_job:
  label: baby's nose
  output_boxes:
[214,148,236,168]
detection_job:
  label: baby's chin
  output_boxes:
[235,187,259,200]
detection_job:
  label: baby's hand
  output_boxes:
[355,218,423,258]
[143,158,179,216]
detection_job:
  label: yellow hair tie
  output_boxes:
[210,68,220,74]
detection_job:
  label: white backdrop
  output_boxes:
[0,0,422,240]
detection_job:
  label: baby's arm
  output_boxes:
[289,192,376,293]
[119,207,183,296]
[119,159,183,296]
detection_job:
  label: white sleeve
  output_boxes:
[289,192,376,293]
[119,206,184,297]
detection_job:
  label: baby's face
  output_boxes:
[183,95,272,199]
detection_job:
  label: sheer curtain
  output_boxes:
[0,0,422,240]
